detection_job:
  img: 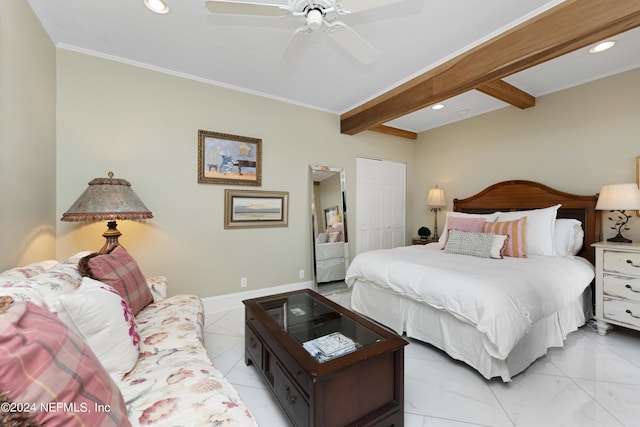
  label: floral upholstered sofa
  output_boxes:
[0,248,257,427]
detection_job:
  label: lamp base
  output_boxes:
[99,220,124,254]
[607,233,632,244]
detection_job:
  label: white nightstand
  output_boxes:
[592,242,640,335]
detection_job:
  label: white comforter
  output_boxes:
[345,244,594,359]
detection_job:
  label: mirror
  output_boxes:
[309,165,348,289]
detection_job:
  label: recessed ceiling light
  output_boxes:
[588,40,616,54]
[431,104,445,110]
[144,0,169,14]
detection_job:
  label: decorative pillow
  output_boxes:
[316,232,329,244]
[441,217,486,247]
[554,218,584,256]
[484,217,527,258]
[444,230,507,259]
[497,204,560,256]
[0,260,59,287]
[438,211,500,248]
[5,262,83,313]
[0,299,131,427]
[79,246,153,315]
[328,232,340,243]
[57,277,140,380]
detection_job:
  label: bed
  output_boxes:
[315,222,347,282]
[345,180,601,381]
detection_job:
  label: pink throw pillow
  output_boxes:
[0,299,131,427]
[441,217,487,247]
[483,217,527,258]
[80,246,153,315]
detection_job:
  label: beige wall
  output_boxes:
[0,0,56,270]
[55,50,414,297]
[413,68,640,242]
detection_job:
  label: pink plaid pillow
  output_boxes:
[0,299,131,427]
[80,246,153,315]
[483,217,527,258]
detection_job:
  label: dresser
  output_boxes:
[593,242,640,335]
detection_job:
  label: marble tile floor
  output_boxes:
[203,289,640,426]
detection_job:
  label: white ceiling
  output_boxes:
[27,0,640,133]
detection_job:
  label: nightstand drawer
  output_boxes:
[603,250,640,277]
[603,274,640,303]
[603,298,640,329]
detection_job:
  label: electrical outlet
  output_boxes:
[240,277,248,288]
[299,269,305,279]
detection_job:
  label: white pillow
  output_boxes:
[497,204,560,256]
[328,232,340,243]
[554,218,584,257]
[57,277,140,380]
[438,211,500,248]
[316,232,328,244]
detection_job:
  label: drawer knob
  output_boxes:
[626,259,640,268]
[284,385,297,404]
[625,284,640,294]
[626,309,640,320]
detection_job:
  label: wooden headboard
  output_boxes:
[453,180,601,265]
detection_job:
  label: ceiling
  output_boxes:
[27,0,640,134]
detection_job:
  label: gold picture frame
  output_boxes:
[198,130,262,186]
[224,189,289,229]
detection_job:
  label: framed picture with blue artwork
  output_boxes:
[198,130,262,186]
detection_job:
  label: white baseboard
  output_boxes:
[202,281,314,313]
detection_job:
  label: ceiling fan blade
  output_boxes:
[205,0,287,17]
[327,22,379,64]
[280,26,313,65]
[339,0,408,13]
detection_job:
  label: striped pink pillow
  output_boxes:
[0,300,131,426]
[483,217,527,258]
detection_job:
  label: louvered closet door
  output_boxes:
[355,157,406,255]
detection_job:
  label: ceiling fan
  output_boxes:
[204,0,407,64]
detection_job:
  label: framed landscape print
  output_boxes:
[198,130,262,186]
[224,189,289,229]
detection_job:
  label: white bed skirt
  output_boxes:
[350,279,591,382]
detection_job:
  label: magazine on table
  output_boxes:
[303,332,358,362]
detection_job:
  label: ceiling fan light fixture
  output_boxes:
[306,8,323,30]
[144,0,169,14]
[588,40,615,53]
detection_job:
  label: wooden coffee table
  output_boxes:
[243,289,407,427]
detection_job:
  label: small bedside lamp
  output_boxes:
[329,214,342,226]
[595,183,640,243]
[61,172,153,253]
[426,185,446,240]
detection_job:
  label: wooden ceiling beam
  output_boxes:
[370,125,417,140]
[341,0,640,135]
[476,80,535,109]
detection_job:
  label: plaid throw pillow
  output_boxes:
[80,246,153,315]
[0,300,131,427]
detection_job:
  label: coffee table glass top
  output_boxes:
[257,292,384,362]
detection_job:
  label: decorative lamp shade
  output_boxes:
[595,183,640,211]
[330,214,342,225]
[61,172,152,253]
[426,186,446,207]
[61,172,153,222]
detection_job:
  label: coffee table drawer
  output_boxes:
[245,325,263,370]
[274,362,309,426]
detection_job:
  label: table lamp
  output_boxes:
[426,185,446,240]
[61,172,153,253]
[595,183,640,243]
